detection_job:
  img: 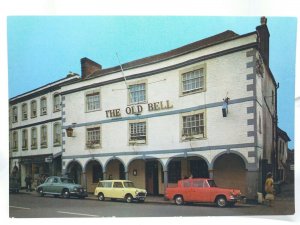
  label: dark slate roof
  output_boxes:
[86,30,239,79]
[277,127,291,142]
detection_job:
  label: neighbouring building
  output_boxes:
[276,127,291,183]
[58,17,280,199]
[9,74,80,189]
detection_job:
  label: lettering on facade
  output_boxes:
[105,100,173,118]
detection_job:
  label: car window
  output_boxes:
[53,178,59,183]
[123,182,135,188]
[183,180,191,187]
[203,180,209,188]
[192,180,204,188]
[98,181,113,187]
[61,178,75,184]
[113,182,123,188]
[207,180,217,187]
[47,177,54,183]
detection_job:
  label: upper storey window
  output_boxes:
[12,106,18,123]
[86,90,101,112]
[128,83,146,104]
[22,103,28,120]
[53,94,61,112]
[180,64,206,95]
[40,97,47,116]
[31,100,37,118]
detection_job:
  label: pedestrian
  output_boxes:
[264,172,275,207]
[25,174,32,192]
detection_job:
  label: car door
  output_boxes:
[51,177,62,194]
[43,177,54,193]
[192,179,210,202]
[112,181,125,199]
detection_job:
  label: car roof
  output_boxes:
[99,180,132,182]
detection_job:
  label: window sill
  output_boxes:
[22,148,28,151]
[85,108,101,113]
[53,143,61,147]
[129,140,147,145]
[181,136,206,142]
[180,88,206,97]
[41,145,48,149]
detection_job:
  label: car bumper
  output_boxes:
[70,191,88,198]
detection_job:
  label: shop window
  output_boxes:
[92,164,103,183]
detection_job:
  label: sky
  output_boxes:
[7,16,297,148]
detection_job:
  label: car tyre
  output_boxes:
[216,196,227,207]
[62,189,70,199]
[125,194,133,203]
[98,193,105,201]
[175,195,184,205]
[38,188,44,197]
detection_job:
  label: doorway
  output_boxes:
[146,161,159,195]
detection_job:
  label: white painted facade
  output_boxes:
[60,23,278,199]
[9,75,80,188]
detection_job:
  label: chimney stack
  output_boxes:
[80,57,102,79]
[256,16,270,66]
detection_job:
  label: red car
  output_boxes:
[164,178,242,207]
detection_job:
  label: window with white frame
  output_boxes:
[53,94,61,112]
[129,121,146,144]
[128,83,146,104]
[31,127,37,149]
[22,103,28,120]
[31,100,37,118]
[12,131,18,151]
[182,112,205,139]
[40,97,47,115]
[86,127,101,148]
[41,125,47,148]
[22,129,28,150]
[53,123,61,146]
[181,67,205,94]
[12,106,18,123]
[86,91,100,112]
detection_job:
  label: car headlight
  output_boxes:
[73,187,78,191]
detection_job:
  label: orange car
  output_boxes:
[164,178,242,207]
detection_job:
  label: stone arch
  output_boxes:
[84,159,104,192]
[212,152,247,195]
[166,153,210,182]
[65,160,83,185]
[104,157,126,180]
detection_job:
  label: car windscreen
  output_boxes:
[61,178,75,184]
[123,182,135,188]
[207,180,217,187]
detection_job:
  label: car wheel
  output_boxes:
[216,196,227,207]
[38,188,44,197]
[175,195,184,205]
[98,193,105,201]
[125,194,133,203]
[62,189,70,198]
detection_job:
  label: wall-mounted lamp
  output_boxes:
[66,126,74,137]
[222,97,230,117]
[133,169,137,176]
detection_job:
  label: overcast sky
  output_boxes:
[7,16,296,148]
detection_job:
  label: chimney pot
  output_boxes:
[260,16,267,25]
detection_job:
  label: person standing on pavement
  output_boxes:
[264,172,275,207]
[25,174,32,192]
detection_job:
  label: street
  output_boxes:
[9,191,295,218]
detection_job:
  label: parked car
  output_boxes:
[9,176,20,193]
[94,180,147,203]
[36,176,88,199]
[165,178,243,207]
